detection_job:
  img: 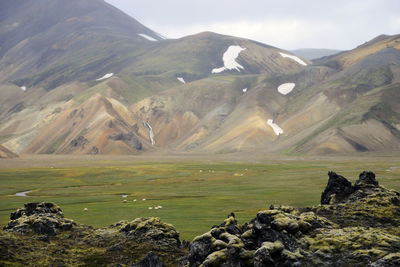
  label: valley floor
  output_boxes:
[1,152,399,240]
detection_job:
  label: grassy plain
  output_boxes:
[0,155,399,240]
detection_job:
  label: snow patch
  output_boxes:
[20,86,26,92]
[267,119,284,136]
[143,121,155,145]
[138,33,158,42]
[177,77,186,84]
[277,83,295,95]
[242,88,248,93]
[279,52,307,66]
[212,45,246,74]
[211,67,227,74]
[96,73,114,81]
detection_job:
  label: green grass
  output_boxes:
[0,160,399,240]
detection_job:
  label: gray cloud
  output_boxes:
[106,0,400,50]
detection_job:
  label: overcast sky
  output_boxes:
[105,0,400,50]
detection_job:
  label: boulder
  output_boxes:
[320,171,354,204]
[354,171,379,189]
[185,210,304,267]
[3,202,76,235]
[10,202,63,220]
[118,217,180,247]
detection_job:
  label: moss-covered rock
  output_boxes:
[0,203,184,267]
[183,171,400,266]
[3,202,76,235]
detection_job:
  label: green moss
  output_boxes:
[201,249,228,266]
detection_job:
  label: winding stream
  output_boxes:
[15,190,32,197]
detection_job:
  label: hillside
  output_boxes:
[291,48,341,60]
[0,0,399,156]
[0,145,17,158]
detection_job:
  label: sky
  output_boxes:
[105,0,400,50]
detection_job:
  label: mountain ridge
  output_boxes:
[0,0,399,156]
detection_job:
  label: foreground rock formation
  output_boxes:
[1,203,184,266]
[1,171,400,266]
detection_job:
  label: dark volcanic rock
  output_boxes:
[131,252,165,267]
[371,253,400,267]
[69,135,89,150]
[185,209,304,267]
[354,171,379,189]
[321,171,354,204]
[183,171,400,266]
[10,202,63,220]
[108,132,143,150]
[118,217,180,247]
[4,202,76,235]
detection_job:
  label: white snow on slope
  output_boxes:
[96,73,114,81]
[143,121,155,145]
[279,52,307,66]
[20,86,26,92]
[177,77,186,84]
[211,67,226,74]
[267,119,284,136]
[212,45,246,74]
[277,83,295,95]
[138,33,158,42]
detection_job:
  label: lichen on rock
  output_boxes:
[3,202,76,235]
[181,171,400,266]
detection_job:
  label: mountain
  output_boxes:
[291,48,342,60]
[0,0,399,156]
[314,34,400,69]
[0,0,163,90]
[0,145,17,158]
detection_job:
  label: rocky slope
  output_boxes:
[291,48,341,60]
[1,171,400,266]
[0,144,17,158]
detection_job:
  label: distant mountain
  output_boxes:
[291,48,342,60]
[0,0,399,156]
[0,145,17,158]
[0,0,162,89]
[314,34,400,69]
